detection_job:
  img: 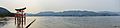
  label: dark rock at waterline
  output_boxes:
[0,22,7,27]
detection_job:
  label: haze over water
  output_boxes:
[1,16,120,28]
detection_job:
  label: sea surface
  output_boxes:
[1,16,120,28]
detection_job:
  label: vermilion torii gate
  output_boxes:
[14,0,36,28]
[15,7,26,28]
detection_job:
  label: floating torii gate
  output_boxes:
[14,0,36,28]
[15,7,26,28]
[15,7,36,28]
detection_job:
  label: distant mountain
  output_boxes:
[0,7,14,17]
[96,11,119,16]
[26,13,37,16]
[27,11,120,16]
[117,12,120,15]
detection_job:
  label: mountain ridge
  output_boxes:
[27,10,120,16]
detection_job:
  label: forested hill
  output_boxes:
[0,7,14,17]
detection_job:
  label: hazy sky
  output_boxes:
[0,0,120,13]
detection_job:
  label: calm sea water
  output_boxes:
[1,16,120,28]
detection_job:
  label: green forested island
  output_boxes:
[0,7,14,17]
